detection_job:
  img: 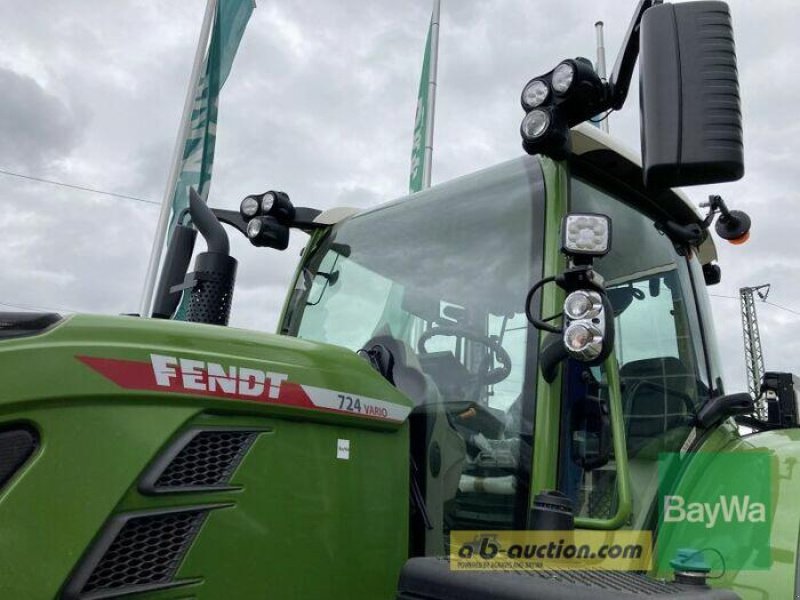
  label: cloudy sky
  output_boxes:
[0,0,798,393]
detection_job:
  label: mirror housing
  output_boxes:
[695,392,753,429]
[640,1,743,188]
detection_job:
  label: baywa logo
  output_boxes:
[663,494,766,529]
[657,451,772,572]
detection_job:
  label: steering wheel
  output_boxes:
[417,325,512,386]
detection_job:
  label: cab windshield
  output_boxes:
[285,156,545,540]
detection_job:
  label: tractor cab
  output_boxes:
[278,123,730,555]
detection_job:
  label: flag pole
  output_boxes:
[422,0,441,189]
[138,0,218,318]
[594,20,609,133]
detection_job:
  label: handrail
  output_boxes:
[575,353,633,529]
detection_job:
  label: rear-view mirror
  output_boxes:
[639,1,744,188]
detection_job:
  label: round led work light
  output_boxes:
[564,290,602,320]
[240,196,260,218]
[564,321,603,361]
[552,61,576,94]
[261,192,276,214]
[246,217,263,240]
[521,79,550,110]
[520,109,552,141]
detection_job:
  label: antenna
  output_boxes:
[594,21,610,133]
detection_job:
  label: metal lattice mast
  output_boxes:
[740,284,770,399]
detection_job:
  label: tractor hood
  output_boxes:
[0,312,413,429]
[0,311,413,599]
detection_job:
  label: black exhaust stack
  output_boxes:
[154,187,237,326]
[184,188,238,325]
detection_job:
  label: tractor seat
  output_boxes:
[360,334,436,407]
[619,357,695,457]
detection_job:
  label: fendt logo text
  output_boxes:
[663,495,766,529]
[150,354,288,399]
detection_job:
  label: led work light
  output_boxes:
[240,196,260,218]
[562,213,611,257]
[246,215,290,250]
[239,191,295,223]
[519,57,608,157]
[552,61,575,94]
[521,109,551,141]
[563,321,604,361]
[564,290,602,320]
[521,79,550,110]
[562,290,609,362]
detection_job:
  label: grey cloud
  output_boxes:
[1,0,799,397]
[0,68,80,170]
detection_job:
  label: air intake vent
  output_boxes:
[0,428,38,489]
[83,510,204,594]
[62,506,222,600]
[140,428,261,494]
[0,312,61,339]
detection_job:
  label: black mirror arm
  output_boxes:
[293,207,326,231]
[211,209,249,238]
[608,0,662,110]
[695,393,754,429]
[211,207,326,240]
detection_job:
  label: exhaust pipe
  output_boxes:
[183,188,238,326]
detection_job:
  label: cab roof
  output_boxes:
[314,123,717,263]
[570,123,716,263]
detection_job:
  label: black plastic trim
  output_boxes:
[0,425,39,490]
[0,312,63,340]
[516,157,546,529]
[61,503,230,600]
[570,150,702,233]
[138,426,267,495]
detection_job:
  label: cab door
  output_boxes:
[555,172,716,530]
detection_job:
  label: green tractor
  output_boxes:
[1,1,793,599]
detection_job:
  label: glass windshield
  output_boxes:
[286,156,545,543]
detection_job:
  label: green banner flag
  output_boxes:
[409,19,433,194]
[170,0,254,232]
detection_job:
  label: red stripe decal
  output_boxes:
[75,355,408,423]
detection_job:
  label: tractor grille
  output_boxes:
[63,506,217,600]
[82,509,206,595]
[0,428,38,489]
[140,428,260,494]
